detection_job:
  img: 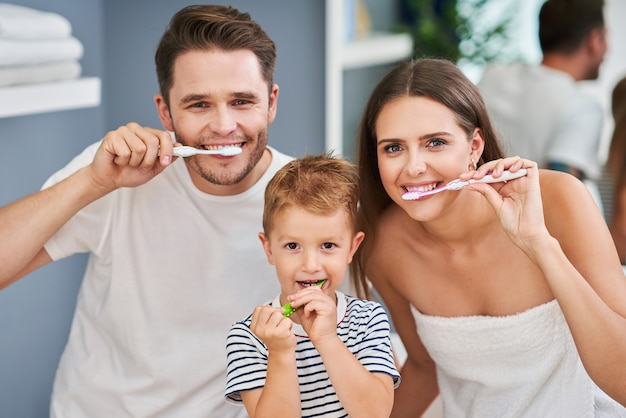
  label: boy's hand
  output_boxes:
[291,286,337,344]
[250,305,296,352]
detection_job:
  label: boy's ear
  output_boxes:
[258,232,275,265]
[347,231,365,264]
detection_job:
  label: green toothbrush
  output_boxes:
[282,279,327,317]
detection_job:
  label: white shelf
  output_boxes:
[0,77,101,118]
[325,0,413,155]
[342,32,413,70]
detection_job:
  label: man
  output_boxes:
[0,5,292,417]
[478,0,607,181]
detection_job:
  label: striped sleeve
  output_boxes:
[225,316,269,404]
[342,298,401,388]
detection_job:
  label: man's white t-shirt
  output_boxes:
[478,63,603,180]
[43,142,293,417]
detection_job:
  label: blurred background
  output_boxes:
[0,1,623,416]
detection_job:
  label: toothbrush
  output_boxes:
[172,145,242,157]
[282,279,327,317]
[402,169,528,201]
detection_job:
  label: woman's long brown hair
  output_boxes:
[350,58,505,299]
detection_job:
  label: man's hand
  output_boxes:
[89,123,177,192]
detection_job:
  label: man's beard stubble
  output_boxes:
[175,129,268,186]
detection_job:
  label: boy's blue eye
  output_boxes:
[322,242,335,249]
[286,242,298,250]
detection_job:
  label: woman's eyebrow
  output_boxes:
[377,131,453,144]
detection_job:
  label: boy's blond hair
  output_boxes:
[262,153,360,235]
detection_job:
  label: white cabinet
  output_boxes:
[0,77,101,118]
[325,0,412,156]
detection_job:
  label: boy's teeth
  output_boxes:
[298,279,326,287]
[299,281,319,287]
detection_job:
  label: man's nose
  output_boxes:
[208,105,237,136]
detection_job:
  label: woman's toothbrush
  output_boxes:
[402,169,528,201]
[282,279,327,317]
[172,145,242,157]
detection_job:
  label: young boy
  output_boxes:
[225,154,400,417]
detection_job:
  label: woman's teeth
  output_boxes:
[413,182,440,192]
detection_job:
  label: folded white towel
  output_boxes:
[0,3,72,39]
[0,36,83,66]
[0,60,81,87]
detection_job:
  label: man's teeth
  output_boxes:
[202,145,238,150]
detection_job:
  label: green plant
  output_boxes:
[396,0,519,66]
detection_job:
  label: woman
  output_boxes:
[351,58,626,417]
[601,75,626,262]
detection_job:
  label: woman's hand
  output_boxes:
[462,157,551,253]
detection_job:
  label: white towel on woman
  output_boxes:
[0,36,83,66]
[0,60,81,87]
[412,299,626,417]
[0,3,72,39]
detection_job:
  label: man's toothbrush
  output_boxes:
[172,145,242,157]
[282,279,327,317]
[402,169,528,201]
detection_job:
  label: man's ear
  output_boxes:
[587,27,607,59]
[155,93,174,131]
[267,84,279,125]
[258,232,275,265]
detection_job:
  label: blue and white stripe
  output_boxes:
[225,291,400,418]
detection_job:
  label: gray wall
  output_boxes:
[0,2,104,417]
[102,1,325,157]
[0,1,324,417]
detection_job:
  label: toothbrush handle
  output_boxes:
[282,279,327,317]
[281,301,298,317]
[470,168,527,184]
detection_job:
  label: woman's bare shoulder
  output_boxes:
[539,169,609,248]
[539,169,592,212]
[539,168,587,192]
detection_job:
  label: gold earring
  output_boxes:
[469,158,477,171]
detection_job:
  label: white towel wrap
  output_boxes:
[411,299,626,417]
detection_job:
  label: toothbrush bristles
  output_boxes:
[402,192,422,201]
[221,146,242,156]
